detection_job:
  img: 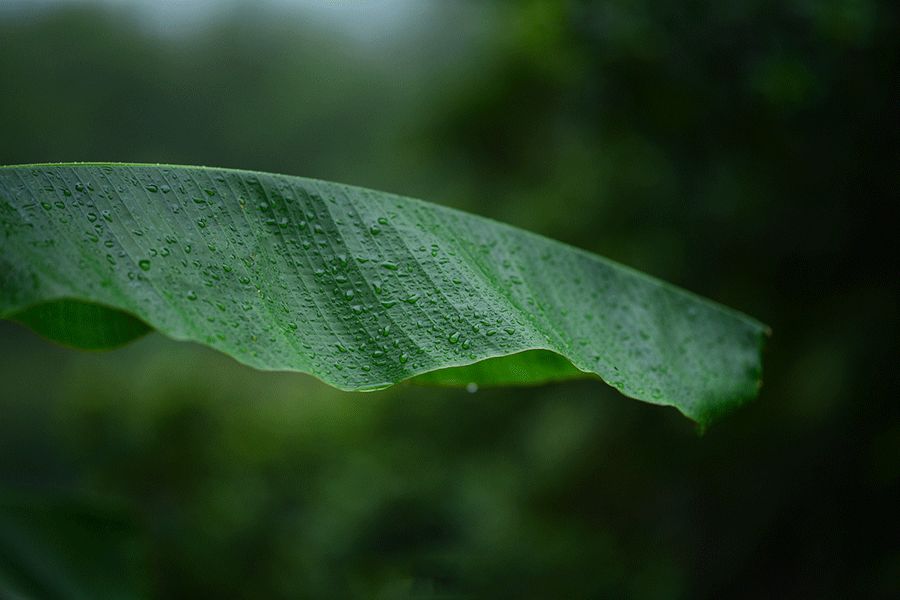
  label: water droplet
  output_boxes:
[186,290,198,301]
[138,259,151,271]
[377,217,388,225]
[449,332,460,344]
[370,225,381,235]
[145,184,158,193]
[382,261,398,271]
[344,289,355,299]
[399,352,409,364]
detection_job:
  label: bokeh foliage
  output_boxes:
[0,1,897,597]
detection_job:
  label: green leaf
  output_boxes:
[0,163,768,424]
[10,299,150,350]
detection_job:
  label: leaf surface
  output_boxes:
[0,164,767,424]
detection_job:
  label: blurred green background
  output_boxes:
[1,1,897,597]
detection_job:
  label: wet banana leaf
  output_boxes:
[0,164,768,425]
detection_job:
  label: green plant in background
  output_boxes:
[1,163,766,426]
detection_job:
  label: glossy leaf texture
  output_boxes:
[0,164,768,424]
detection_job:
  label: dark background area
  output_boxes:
[0,1,897,597]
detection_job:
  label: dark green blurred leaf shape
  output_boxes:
[0,164,768,424]
[0,490,149,600]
